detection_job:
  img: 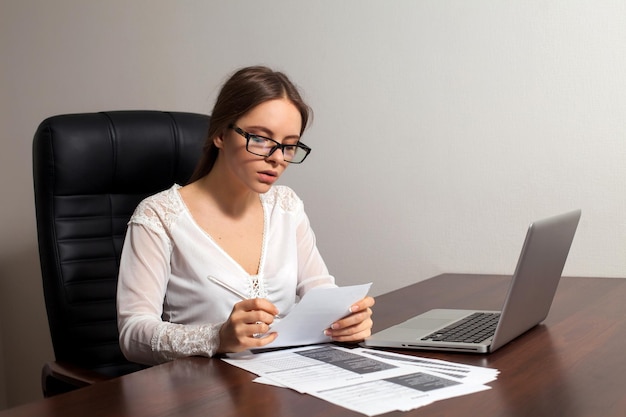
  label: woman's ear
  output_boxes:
[213,132,225,149]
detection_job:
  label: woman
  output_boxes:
[117,66,374,365]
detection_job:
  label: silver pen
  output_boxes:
[207,275,288,319]
[207,275,248,300]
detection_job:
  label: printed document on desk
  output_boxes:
[225,344,418,393]
[258,283,372,349]
[223,344,494,416]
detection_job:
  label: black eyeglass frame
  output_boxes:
[229,124,312,164]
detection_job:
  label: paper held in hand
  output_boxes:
[255,283,372,350]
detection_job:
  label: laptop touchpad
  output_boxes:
[401,318,452,330]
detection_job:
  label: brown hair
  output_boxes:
[188,66,312,182]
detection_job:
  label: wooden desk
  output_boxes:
[2,274,625,417]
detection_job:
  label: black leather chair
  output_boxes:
[33,110,210,397]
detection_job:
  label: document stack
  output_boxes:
[224,345,499,416]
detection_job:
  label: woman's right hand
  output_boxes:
[217,298,280,353]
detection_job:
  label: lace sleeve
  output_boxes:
[151,322,223,362]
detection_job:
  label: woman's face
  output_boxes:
[214,98,302,194]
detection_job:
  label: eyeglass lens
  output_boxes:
[247,136,307,162]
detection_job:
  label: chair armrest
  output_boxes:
[42,361,111,396]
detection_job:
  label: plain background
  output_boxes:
[1,0,624,409]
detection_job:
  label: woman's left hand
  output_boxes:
[324,296,375,342]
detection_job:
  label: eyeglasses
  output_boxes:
[230,124,311,164]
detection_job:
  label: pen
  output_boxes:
[208,275,264,338]
[207,275,287,320]
[207,275,248,300]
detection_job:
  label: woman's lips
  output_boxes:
[258,170,278,184]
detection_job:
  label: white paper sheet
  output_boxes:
[225,344,419,393]
[223,344,495,416]
[356,348,499,384]
[255,283,372,349]
[309,373,490,416]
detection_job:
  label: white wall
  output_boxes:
[1,0,624,408]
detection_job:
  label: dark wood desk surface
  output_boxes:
[3,273,626,417]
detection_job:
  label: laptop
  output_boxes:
[364,209,581,353]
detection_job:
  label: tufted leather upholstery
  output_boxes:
[33,110,210,396]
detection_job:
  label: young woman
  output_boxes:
[117,66,374,365]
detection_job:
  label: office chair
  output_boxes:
[33,110,210,397]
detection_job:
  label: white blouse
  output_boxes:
[117,184,336,365]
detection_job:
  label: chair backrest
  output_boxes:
[33,110,209,377]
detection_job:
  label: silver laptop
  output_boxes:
[364,210,581,353]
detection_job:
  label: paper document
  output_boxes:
[229,344,416,393]
[257,283,372,349]
[358,349,499,384]
[223,344,497,416]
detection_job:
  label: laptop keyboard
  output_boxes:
[421,312,500,344]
